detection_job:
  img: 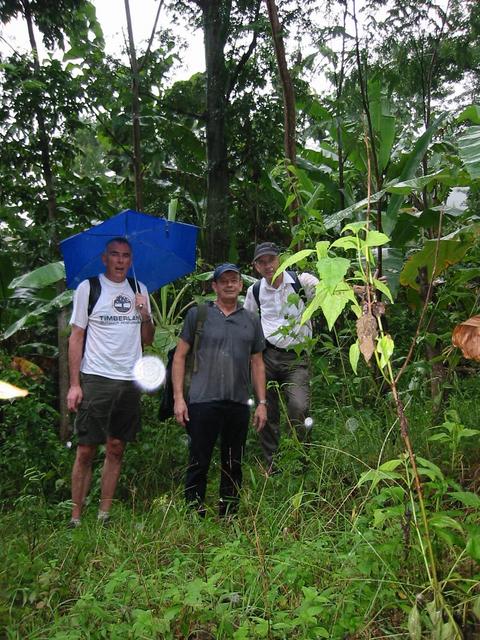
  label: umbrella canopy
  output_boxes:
[60,209,199,293]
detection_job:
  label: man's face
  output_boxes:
[254,254,280,283]
[212,271,242,302]
[102,241,132,283]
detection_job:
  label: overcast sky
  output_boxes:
[0,0,205,82]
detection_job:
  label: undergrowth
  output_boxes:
[1,361,480,638]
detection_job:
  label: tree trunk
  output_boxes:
[265,0,295,164]
[265,0,298,229]
[201,0,231,264]
[124,0,143,211]
[23,0,70,440]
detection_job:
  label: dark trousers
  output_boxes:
[185,401,250,515]
[261,347,310,465]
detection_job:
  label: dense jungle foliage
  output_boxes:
[1,0,480,638]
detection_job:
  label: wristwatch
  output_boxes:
[258,399,267,406]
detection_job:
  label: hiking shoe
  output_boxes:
[97,513,111,527]
[68,518,81,529]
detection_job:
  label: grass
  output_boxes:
[1,378,480,638]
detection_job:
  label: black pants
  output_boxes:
[185,401,250,515]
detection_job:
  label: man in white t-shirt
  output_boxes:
[244,242,318,471]
[66,237,154,527]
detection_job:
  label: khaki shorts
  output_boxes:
[74,373,141,445]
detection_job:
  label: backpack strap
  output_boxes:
[286,270,308,306]
[252,272,307,315]
[252,280,262,314]
[192,303,208,373]
[87,276,101,316]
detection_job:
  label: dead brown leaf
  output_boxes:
[356,314,378,363]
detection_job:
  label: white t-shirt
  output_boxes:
[70,274,150,380]
[244,271,318,349]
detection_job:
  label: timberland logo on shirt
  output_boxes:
[113,294,133,314]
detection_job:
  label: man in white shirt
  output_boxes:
[244,242,318,470]
[66,237,154,527]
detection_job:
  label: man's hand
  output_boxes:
[253,404,267,432]
[135,293,150,319]
[174,397,189,427]
[67,384,83,412]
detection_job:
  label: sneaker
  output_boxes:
[68,518,81,529]
[97,511,111,527]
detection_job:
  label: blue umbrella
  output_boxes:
[60,209,199,292]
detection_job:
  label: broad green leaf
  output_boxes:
[428,433,449,443]
[473,595,480,620]
[379,458,403,472]
[378,115,396,174]
[377,335,394,369]
[457,105,480,125]
[448,491,480,509]
[63,45,86,61]
[323,190,387,230]
[2,290,73,340]
[458,125,480,180]
[357,468,402,490]
[372,278,393,303]
[408,604,422,640]
[429,514,464,533]
[385,170,447,195]
[305,182,328,210]
[384,112,448,235]
[316,257,350,291]
[365,231,389,247]
[21,79,47,91]
[415,457,445,481]
[311,282,355,330]
[373,505,405,528]
[349,340,360,374]
[10,262,65,289]
[315,241,330,259]
[284,193,297,210]
[343,221,368,234]
[400,239,473,290]
[368,82,395,167]
[330,236,359,251]
[458,428,480,438]
[274,250,314,280]
[466,535,480,561]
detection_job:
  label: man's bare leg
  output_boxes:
[99,437,126,514]
[71,444,97,520]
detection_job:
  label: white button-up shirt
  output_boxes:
[244,271,319,349]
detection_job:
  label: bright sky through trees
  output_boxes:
[0,0,205,82]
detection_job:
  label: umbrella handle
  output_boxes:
[131,263,140,294]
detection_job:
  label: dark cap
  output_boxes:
[253,242,280,261]
[212,262,241,281]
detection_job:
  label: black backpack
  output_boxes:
[158,304,209,420]
[252,270,307,313]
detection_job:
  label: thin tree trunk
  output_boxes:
[124,0,143,211]
[264,0,299,232]
[335,2,348,211]
[265,0,296,164]
[23,0,70,440]
[201,0,231,264]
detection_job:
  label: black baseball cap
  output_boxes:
[212,263,241,281]
[253,242,280,261]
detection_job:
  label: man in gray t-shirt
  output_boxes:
[172,263,267,516]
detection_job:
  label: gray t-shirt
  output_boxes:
[180,303,265,405]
